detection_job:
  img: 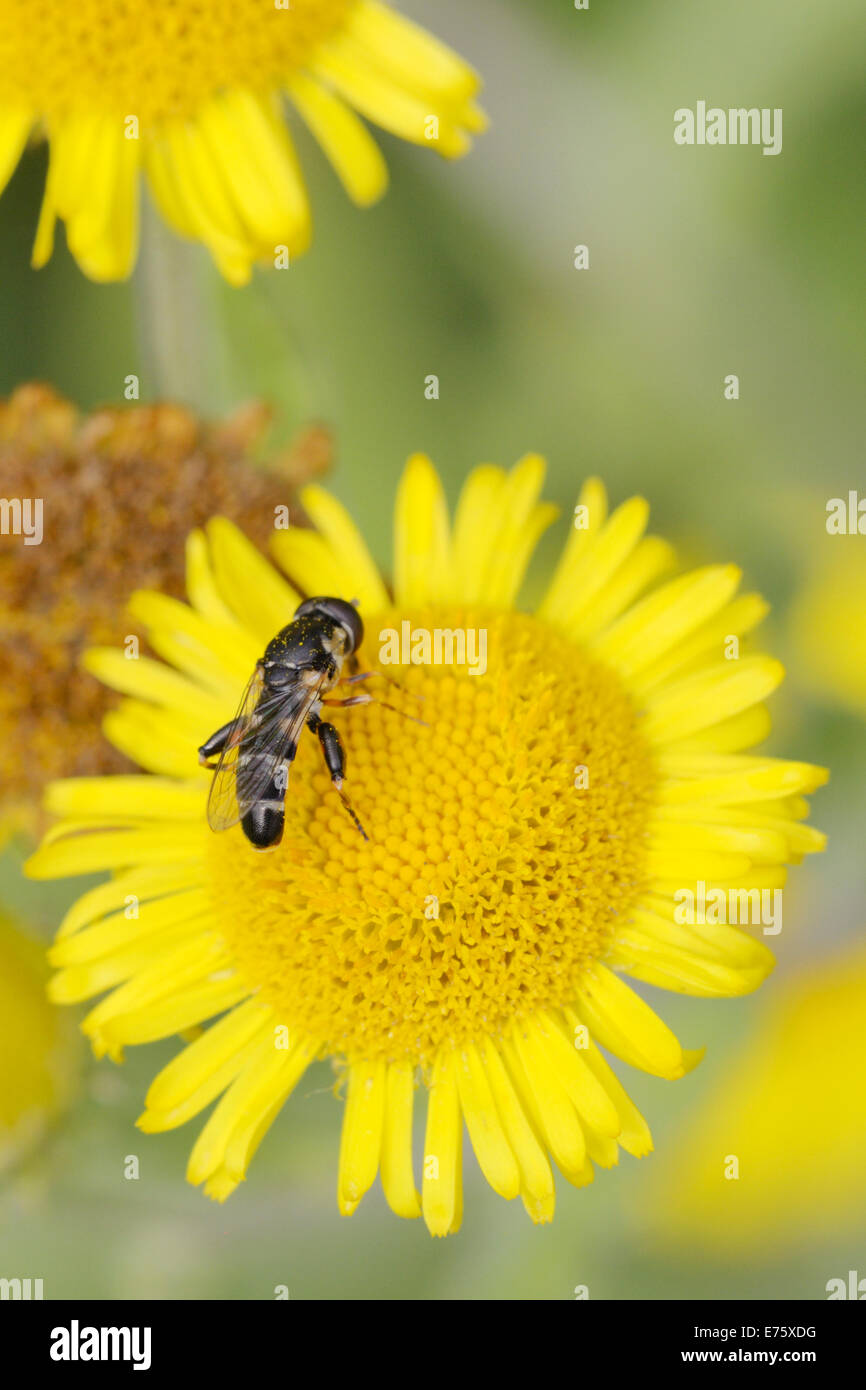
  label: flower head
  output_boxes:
[26,455,827,1234]
[0,1,485,283]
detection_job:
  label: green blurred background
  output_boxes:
[1,0,865,1299]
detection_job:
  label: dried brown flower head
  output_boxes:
[0,384,331,837]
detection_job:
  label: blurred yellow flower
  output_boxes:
[639,941,866,1254]
[788,545,866,716]
[0,911,82,1178]
[0,0,485,283]
[26,456,826,1234]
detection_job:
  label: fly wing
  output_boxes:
[206,665,327,833]
[205,664,266,833]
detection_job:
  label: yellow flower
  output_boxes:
[639,941,866,1255]
[788,546,866,716]
[26,455,827,1234]
[0,1,484,283]
[0,911,82,1177]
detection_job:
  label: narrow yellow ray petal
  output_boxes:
[298,483,390,613]
[127,589,256,691]
[477,453,549,605]
[455,1044,520,1199]
[652,804,827,857]
[159,120,250,258]
[346,1,481,102]
[222,1036,318,1184]
[647,848,753,882]
[630,907,776,972]
[422,1049,461,1236]
[81,936,233,1030]
[609,926,775,998]
[650,821,789,863]
[641,656,785,744]
[313,36,470,156]
[380,1061,421,1218]
[26,823,205,879]
[206,516,301,645]
[509,1025,586,1173]
[50,888,210,966]
[139,1022,272,1133]
[0,107,31,195]
[187,1033,315,1187]
[72,124,140,281]
[338,1058,387,1215]
[270,527,351,600]
[574,965,689,1080]
[662,702,772,755]
[56,863,205,940]
[102,702,205,779]
[543,495,648,631]
[49,920,207,1003]
[145,133,252,288]
[185,529,240,626]
[49,113,101,219]
[144,135,199,237]
[537,476,608,622]
[82,647,227,725]
[146,1000,274,1112]
[393,453,451,605]
[533,1012,621,1137]
[571,536,675,642]
[632,593,770,695]
[595,565,741,678]
[44,777,204,823]
[521,1185,556,1225]
[449,1125,464,1235]
[448,464,507,602]
[31,181,57,268]
[491,500,560,607]
[481,1037,554,1202]
[197,89,311,254]
[92,975,249,1053]
[288,72,388,206]
[656,759,828,803]
[564,1009,653,1157]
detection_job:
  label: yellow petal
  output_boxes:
[574,964,691,1080]
[338,1058,386,1215]
[455,1043,520,1199]
[393,453,451,605]
[287,71,388,207]
[380,1061,421,1218]
[422,1048,461,1236]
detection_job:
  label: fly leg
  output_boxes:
[321,692,428,726]
[307,712,369,841]
[198,717,244,769]
[342,669,425,704]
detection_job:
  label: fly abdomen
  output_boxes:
[242,798,285,850]
[239,749,291,850]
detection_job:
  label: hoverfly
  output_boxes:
[198,596,381,850]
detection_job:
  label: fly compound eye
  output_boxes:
[327,598,363,652]
[294,596,363,652]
